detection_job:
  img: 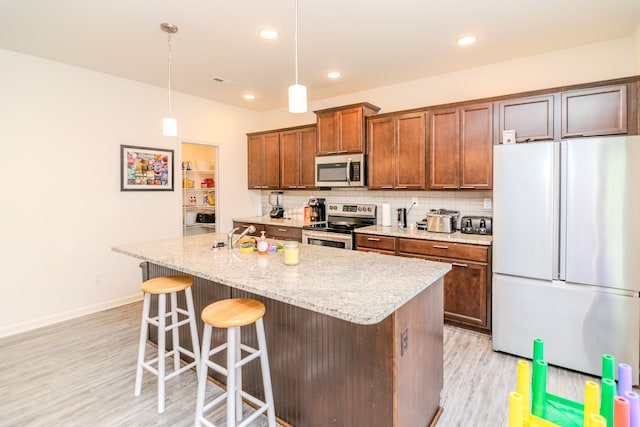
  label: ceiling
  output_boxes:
[1,0,639,111]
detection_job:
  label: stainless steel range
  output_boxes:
[301,202,376,250]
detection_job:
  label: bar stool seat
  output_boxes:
[195,298,276,427]
[134,276,200,414]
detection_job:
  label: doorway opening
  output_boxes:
[181,142,219,236]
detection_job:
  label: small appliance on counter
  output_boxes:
[308,197,326,223]
[397,208,407,229]
[460,216,492,235]
[269,191,284,218]
[416,209,460,233]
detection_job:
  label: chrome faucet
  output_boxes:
[228,225,256,248]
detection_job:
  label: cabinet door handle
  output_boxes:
[367,237,381,242]
[337,150,348,154]
[381,186,393,189]
[460,186,475,189]
[241,225,252,229]
[433,245,449,249]
[395,186,407,189]
[278,228,288,232]
[442,186,458,189]
[452,262,468,268]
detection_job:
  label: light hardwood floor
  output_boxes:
[0,302,601,426]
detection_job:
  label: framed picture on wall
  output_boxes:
[120,145,174,191]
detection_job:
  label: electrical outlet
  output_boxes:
[401,328,409,356]
[411,197,418,207]
[483,198,492,210]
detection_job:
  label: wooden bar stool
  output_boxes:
[195,298,276,427]
[134,276,200,414]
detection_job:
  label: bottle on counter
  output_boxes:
[284,241,299,265]
[257,231,269,255]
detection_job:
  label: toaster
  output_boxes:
[425,209,460,233]
[460,215,492,235]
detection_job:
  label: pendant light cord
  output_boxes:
[294,0,299,85]
[167,31,172,115]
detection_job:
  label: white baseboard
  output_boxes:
[0,294,143,339]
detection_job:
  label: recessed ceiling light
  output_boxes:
[327,71,341,79]
[259,29,279,39]
[243,94,256,100]
[457,36,477,46]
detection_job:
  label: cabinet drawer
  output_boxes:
[232,221,265,236]
[265,225,302,241]
[355,234,396,251]
[398,238,488,262]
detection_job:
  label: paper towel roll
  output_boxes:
[381,203,392,226]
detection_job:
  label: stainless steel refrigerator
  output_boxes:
[492,136,640,384]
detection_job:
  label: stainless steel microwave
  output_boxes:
[315,153,366,187]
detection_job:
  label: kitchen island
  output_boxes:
[113,233,451,427]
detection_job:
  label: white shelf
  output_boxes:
[183,205,215,210]
[184,223,216,229]
[182,169,214,173]
[183,187,215,191]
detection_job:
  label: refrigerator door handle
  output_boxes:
[558,141,567,281]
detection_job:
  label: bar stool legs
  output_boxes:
[134,276,200,414]
[195,298,276,427]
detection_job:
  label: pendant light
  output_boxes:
[288,0,307,113]
[161,23,178,136]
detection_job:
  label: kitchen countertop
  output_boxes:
[112,233,451,325]
[355,225,493,246]
[233,215,307,228]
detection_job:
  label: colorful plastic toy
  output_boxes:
[508,338,638,427]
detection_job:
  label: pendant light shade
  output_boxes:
[162,117,177,136]
[161,23,178,136]
[288,84,307,113]
[288,0,307,113]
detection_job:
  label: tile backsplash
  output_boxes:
[259,189,493,228]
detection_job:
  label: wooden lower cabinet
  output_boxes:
[398,237,492,333]
[232,221,265,237]
[264,224,302,242]
[355,233,396,255]
[232,221,302,242]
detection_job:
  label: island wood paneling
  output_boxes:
[142,262,444,427]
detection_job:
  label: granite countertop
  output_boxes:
[234,216,307,228]
[355,225,493,246]
[113,233,451,325]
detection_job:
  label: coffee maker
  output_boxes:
[269,191,284,218]
[308,197,326,222]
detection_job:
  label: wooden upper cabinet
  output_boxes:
[299,126,317,188]
[561,84,628,138]
[498,94,556,143]
[430,108,461,189]
[315,103,380,155]
[368,112,426,190]
[430,103,492,190]
[247,132,279,189]
[396,112,427,189]
[367,116,395,189]
[460,103,493,189]
[279,125,316,189]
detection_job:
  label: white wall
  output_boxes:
[1,36,637,337]
[635,23,640,72]
[0,49,262,337]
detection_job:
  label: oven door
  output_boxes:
[301,230,353,250]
